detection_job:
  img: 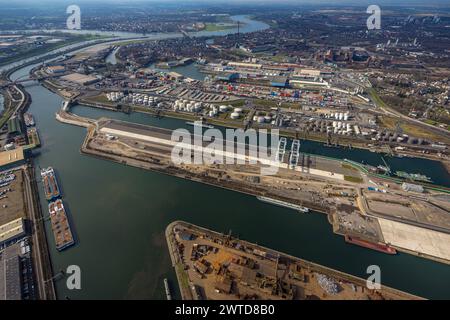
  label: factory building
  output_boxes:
[269,76,289,88]
[7,117,23,136]
[401,183,424,193]
[227,62,262,69]
[46,65,66,74]
[0,218,26,246]
[0,147,26,171]
[216,73,239,82]
[0,244,22,300]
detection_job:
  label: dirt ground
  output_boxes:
[0,168,26,226]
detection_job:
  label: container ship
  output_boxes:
[41,167,60,200]
[48,199,75,251]
[345,235,397,255]
[257,196,309,213]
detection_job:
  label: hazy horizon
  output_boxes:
[1,0,450,6]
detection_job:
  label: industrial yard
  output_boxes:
[166,221,422,300]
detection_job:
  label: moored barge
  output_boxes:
[48,199,75,251]
[345,235,397,255]
[41,167,60,200]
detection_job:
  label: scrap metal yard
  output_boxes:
[166,221,422,300]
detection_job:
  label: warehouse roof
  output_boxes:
[0,218,25,245]
[0,147,25,168]
[7,117,23,135]
[0,243,22,300]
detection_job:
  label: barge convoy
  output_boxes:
[40,167,75,251]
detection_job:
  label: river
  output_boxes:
[0,94,4,112]
[7,17,450,300]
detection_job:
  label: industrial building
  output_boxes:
[46,65,66,74]
[7,117,23,136]
[401,183,424,193]
[227,62,262,69]
[216,73,239,82]
[0,244,22,300]
[61,73,100,86]
[0,218,26,246]
[269,76,289,88]
[0,147,25,171]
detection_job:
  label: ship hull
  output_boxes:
[345,235,397,255]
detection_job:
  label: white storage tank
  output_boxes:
[230,112,240,119]
[234,108,243,114]
[219,105,228,112]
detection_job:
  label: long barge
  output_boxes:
[345,235,397,255]
[257,196,309,213]
[395,171,433,183]
[41,167,60,200]
[48,199,75,251]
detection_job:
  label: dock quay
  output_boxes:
[166,221,423,300]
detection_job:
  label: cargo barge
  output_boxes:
[257,196,309,213]
[186,121,214,129]
[40,167,60,200]
[395,171,432,183]
[24,112,35,127]
[164,278,172,300]
[345,235,397,255]
[48,199,75,251]
[27,127,41,147]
